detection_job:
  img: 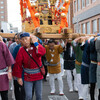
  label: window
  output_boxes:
[82,23,85,34]
[86,0,89,6]
[74,1,77,12]
[78,0,80,11]
[92,20,97,33]
[0,11,4,13]
[82,0,85,8]
[78,24,81,33]
[74,24,77,33]
[1,6,4,9]
[86,22,90,34]
[1,16,4,18]
[92,0,96,3]
[74,24,80,33]
[99,19,100,32]
[1,1,4,4]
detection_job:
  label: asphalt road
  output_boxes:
[6,74,99,100]
[7,74,79,100]
[41,75,78,100]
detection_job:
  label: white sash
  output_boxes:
[0,72,8,75]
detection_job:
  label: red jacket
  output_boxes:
[13,44,46,81]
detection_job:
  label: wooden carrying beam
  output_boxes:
[0,33,96,39]
[0,33,15,38]
[34,33,97,39]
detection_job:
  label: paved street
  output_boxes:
[0,73,97,100]
[1,74,99,100]
[6,74,78,100]
[41,75,78,100]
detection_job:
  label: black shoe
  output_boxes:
[43,79,47,82]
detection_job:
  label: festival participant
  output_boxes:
[59,40,64,76]
[12,32,25,100]
[71,37,84,100]
[89,36,99,100]
[0,41,15,100]
[9,33,20,96]
[81,36,94,100]
[7,38,13,48]
[9,33,20,54]
[13,33,46,100]
[64,39,77,92]
[45,39,64,95]
[95,36,100,100]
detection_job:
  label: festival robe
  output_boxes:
[9,42,17,55]
[13,44,46,82]
[81,41,90,84]
[72,41,83,73]
[0,42,15,91]
[45,45,63,74]
[89,38,97,83]
[64,43,75,70]
[95,37,100,89]
[12,43,25,81]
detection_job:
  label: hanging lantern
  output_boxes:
[35,13,40,18]
[31,2,36,7]
[61,6,65,11]
[61,13,66,17]
[65,0,69,3]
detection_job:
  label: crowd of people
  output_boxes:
[0,32,100,100]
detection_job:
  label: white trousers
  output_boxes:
[60,58,64,76]
[76,74,89,100]
[66,68,77,91]
[77,74,84,99]
[49,72,64,94]
[82,84,89,100]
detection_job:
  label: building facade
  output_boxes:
[67,0,74,30]
[0,0,8,30]
[73,0,100,34]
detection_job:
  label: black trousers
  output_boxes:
[98,89,100,100]
[90,83,96,100]
[0,90,8,100]
[44,65,48,80]
[90,83,100,100]
[14,80,25,100]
